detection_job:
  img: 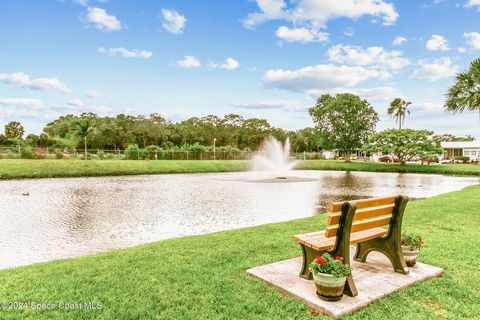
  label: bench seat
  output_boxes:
[292,227,388,251]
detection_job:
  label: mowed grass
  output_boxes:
[0,159,249,179]
[0,159,479,180]
[0,185,479,319]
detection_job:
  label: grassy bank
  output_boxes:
[0,159,479,180]
[0,185,479,319]
[0,159,249,180]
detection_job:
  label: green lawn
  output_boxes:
[0,185,479,319]
[0,159,479,180]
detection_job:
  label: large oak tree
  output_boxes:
[308,93,379,162]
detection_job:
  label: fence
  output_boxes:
[0,146,330,161]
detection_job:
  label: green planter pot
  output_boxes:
[401,246,419,267]
[312,271,346,301]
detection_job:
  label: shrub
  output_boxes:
[20,146,37,159]
[457,156,470,164]
[124,144,141,160]
[97,151,105,160]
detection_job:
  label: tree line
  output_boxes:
[0,113,324,154]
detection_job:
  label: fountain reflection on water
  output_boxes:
[251,137,298,179]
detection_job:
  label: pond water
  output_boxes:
[0,170,478,269]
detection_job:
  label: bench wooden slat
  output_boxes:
[327,196,396,212]
[325,215,392,237]
[292,227,388,251]
[327,204,395,225]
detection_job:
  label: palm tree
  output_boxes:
[74,119,93,161]
[445,58,480,124]
[388,98,411,129]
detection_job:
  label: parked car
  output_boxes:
[378,156,394,163]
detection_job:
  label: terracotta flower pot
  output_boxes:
[402,245,419,267]
[312,271,346,301]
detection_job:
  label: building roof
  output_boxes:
[441,141,480,148]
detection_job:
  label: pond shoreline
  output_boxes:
[0,159,479,180]
[0,185,479,319]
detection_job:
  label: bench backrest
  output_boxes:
[325,196,397,238]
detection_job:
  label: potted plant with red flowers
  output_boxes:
[309,253,351,301]
[401,233,424,267]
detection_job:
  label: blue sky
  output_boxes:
[1,0,479,138]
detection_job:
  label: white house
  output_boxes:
[441,141,480,161]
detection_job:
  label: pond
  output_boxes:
[0,170,478,269]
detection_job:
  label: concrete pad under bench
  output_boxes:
[246,250,443,318]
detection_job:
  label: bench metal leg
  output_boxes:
[299,244,323,280]
[354,239,408,275]
[353,195,410,275]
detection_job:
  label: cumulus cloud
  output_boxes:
[0,72,71,94]
[175,56,201,69]
[86,7,122,32]
[327,44,410,70]
[243,0,399,30]
[393,36,407,46]
[85,89,104,99]
[465,0,480,10]
[0,98,43,108]
[411,57,460,81]
[262,63,391,96]
[276,26,328,43]
[354,86,400,102]
[68,98,84,107]
[98,47,153,58]
[458,47,467,53]
[464,32,480,50]
[161,9,186,34]
[426,34,450,51]
[210,58,240,71]
[229,99,306,112]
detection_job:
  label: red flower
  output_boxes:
[315,256,326,267]
[334,256,344,263]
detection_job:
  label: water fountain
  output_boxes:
[251,137,298,179]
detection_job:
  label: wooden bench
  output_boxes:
[292,195,409,297]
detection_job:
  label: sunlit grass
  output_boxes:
[0,185,479,319]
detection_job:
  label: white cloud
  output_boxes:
[0,72,71,94]
[276,26,328,43]
[411,57,460,81]
[426,34,450,51]
[230,99,306,112]
[85,89,104,99]
[458,47,467,53]
[393,36,407,46]
[327,44,410,70]
[262,63,391,96]
[86,7,122,32]
[161,9,186,34]
[243,0,399,29]
[354,86,399,102]
[0,98,43,108]
[175,56,201,69]
[98,47,153,58]
[73,0,88,6]
[210,58,240,71]
[68,98,84,107]
[464,32,480,50]
[465,0,480,10]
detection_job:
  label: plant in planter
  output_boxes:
[309,253,351,301]
[401,233,424,267]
